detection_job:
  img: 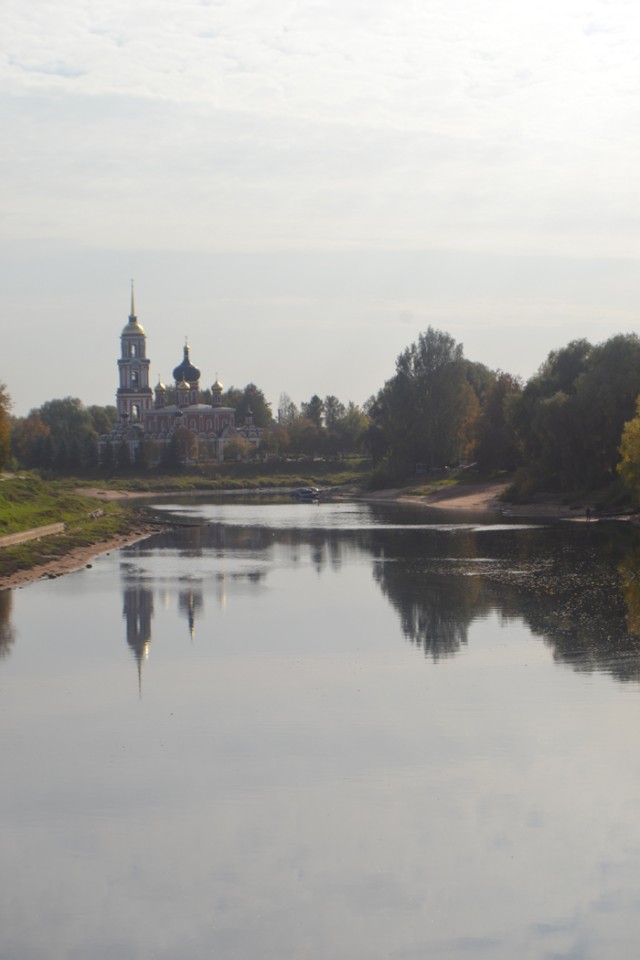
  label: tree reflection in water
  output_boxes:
[370,519,640,681]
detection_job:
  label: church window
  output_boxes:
[131,370,139,387]
[132,404,140,422]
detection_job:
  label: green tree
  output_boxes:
[327,401,368,456]
[222,384,272,427]
[323,396,346,430]
[88,404,118,436]
[39,397,96,449]
[116,439,131,471]
[101,439,114,473]
[376,328,475,474]
[301,395,324,429]
[511,334,640,492]
[82,435,99,471]
[12,413,51,468]
[473,373,522,472]
[288,417,321,456]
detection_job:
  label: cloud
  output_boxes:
[4,0,640,414]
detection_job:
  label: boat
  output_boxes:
[291,487,320,502]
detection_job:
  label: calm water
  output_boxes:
[2,500,640,959]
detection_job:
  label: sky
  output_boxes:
[3,0,640,417]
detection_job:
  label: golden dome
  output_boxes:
[177,378,190,392]
[122,318,145,336]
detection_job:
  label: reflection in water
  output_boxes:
[178,588,203,640]
[370,519,640,681]
[118,523,271,689]
[131,507,640,684]
[6,502,640,959]
[118,511,640,684]
[0,589,15,658]
[122,583,153,695]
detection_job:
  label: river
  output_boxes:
[2,499,640,959]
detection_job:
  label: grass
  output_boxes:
[71,457,373,492]
[0,474,142,580]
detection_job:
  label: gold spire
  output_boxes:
[130,279,136,319]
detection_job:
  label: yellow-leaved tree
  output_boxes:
[617,397,640,502]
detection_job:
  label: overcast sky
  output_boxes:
[3,0,640,416]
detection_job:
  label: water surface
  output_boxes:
[2,501,640,959]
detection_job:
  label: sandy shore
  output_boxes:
[363,481,510,512]
[363,480,596,519]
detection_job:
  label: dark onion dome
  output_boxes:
[173,343,200,383]
[172,343,201,384]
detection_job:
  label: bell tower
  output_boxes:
[117,283,153,423]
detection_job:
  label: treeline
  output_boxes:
[367,327,640,499]
[2,383,370,474]
[4,325,640,501]
[7,397,118,472]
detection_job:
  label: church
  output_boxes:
[104,290,263,463]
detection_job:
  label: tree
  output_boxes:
[326,401,368,456]
[101,439,114,473]
[473,373,522,472]
[12,413,53,468]
[88,404,117,436]
[222,384,273,427]
[324,396,346,430]
[618,398,640,503]
[376,328,475,474]
[223,436,253,461]
[263,423,291,457]
[300,395,324,429]
[116,439,132,471]
[288,417,321,456]
[82,434,99,471]
[39,397,96,449]
[278,392,298,425]
[0,385,11,471]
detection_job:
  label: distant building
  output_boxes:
[102,289,262,463]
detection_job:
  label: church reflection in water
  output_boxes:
[118,523,268,693]
[122,583,154,695]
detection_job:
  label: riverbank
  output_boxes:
[364,480,593,518]
[0,519,160,591]
[362,480,510,512]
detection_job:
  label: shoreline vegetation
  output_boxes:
[0,467,619,592]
